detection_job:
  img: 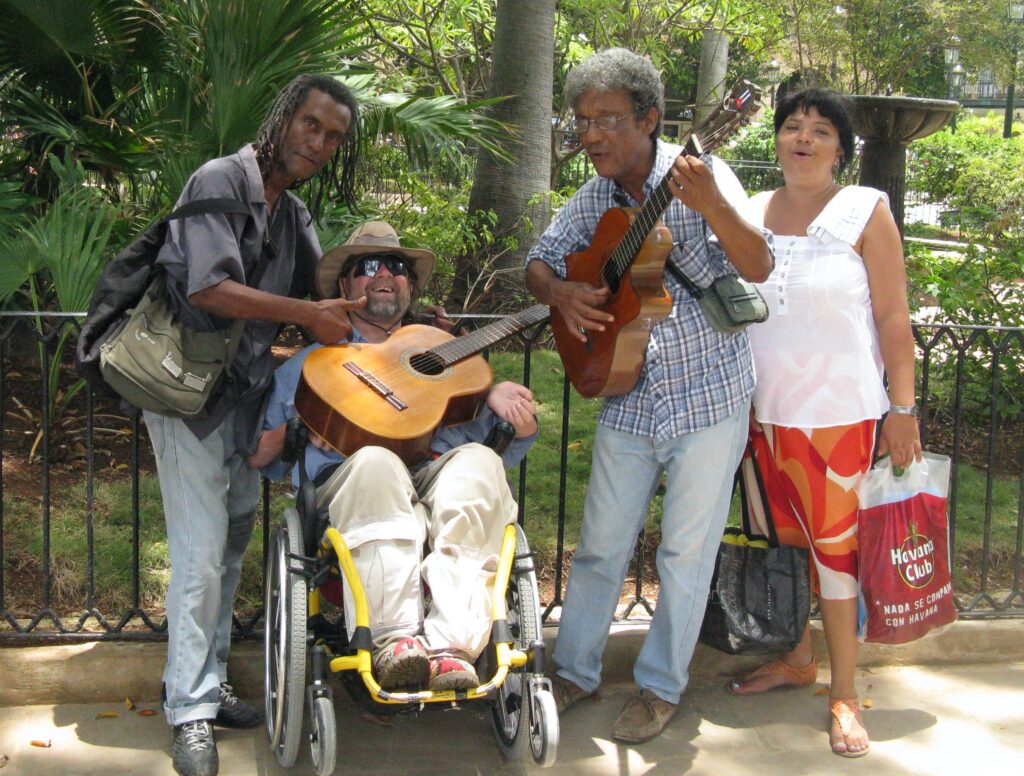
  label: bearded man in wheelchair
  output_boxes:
[247,221,538,693]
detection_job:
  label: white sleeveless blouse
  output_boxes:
[747,185,890,427]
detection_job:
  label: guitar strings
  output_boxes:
[318,117,748,387]
[603,118,747,285]
[321,305,549,386]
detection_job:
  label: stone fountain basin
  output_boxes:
[849,95,959,143]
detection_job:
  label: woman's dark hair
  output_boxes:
[255,74,361,220]
[773,88,855,173]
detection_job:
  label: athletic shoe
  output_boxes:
[427,655,478,691]
[171,719,218,776]
[373,637,429,689]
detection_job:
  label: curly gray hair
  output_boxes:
[564,48,665,140]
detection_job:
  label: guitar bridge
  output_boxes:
[343,362,408,411]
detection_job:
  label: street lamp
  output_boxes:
[765,59,781,107]
[944,40,963,100]
[948,64,966,131]
[1005,2,1024,138]
[944,38,960,69]
[944,39,966,130]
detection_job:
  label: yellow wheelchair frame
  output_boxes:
[263,499,559,775]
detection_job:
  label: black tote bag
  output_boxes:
[699,450,811,655]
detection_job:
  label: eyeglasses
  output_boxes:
[568,112,633,134]
[349,253,415,280]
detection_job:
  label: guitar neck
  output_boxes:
[598,79,762,290]
[429,303,550,367]
[602,134,704,290]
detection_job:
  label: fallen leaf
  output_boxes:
[124,697,135,711]
[137,709,158,717]
[813,687,830,695]
[95,711,120,719]
[30,740,51,748]
[567,441,583,451]
[862,698,874,708]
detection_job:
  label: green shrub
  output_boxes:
[906,239,1024,423]
[907,116,1024,237]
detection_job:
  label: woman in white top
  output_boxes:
[727,88,921,758]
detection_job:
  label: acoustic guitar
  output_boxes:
[295,305,550,465]
[551,80,762,398]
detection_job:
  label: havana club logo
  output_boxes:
[890,523,935,589]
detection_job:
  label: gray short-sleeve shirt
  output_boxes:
[155,144,321,450]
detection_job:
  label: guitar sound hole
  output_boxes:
[409,351,446,376]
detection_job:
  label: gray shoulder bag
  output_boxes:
[99,202,277,419]
[665,254,768,334]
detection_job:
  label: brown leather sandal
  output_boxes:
[829,697,871,758]
[727,657,817,694]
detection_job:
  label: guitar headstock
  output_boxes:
[683,80,764,156]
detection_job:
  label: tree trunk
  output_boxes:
[696,29,729,125]
[449,0,556,310]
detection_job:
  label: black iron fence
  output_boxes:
[1,312,1021,643]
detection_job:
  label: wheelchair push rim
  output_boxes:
[263,508,308,767]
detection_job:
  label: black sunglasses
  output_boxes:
[348,253,415,281]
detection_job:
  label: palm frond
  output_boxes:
[356,88,511,166]
[0,226,43,306]
[33,186,117,313]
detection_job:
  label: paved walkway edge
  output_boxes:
[2,618,1021,706]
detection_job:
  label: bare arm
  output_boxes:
[667,155,772,282]
[861,199,922,467]
[526,258,611,343]
[189,279,366,344]
[247,423,286,469]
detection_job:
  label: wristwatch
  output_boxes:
[888,404,920,417]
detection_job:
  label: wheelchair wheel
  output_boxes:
[529,686,559,767]
[264,507,307,768]
[490,524,558,766]
[309,695,337,776]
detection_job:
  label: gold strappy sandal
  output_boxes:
[829,697,871,758]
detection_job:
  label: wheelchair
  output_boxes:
[263,419,559,774]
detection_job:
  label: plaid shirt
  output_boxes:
[527,140,774,442]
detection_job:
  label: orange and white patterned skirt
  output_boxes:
[746,420,877,600]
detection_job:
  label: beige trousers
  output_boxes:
[316,443,517,660]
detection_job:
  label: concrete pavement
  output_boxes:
[1,662,1022,775]
[2,621,1023,774]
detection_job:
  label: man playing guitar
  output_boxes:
[525,48,773,744]
[249,221,537,693]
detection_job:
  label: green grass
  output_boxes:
[948,461,1022,592]
[0,473,294,619]
[2,350,1020,618]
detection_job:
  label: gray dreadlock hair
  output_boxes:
[255,74,361,221]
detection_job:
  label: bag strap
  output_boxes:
[734,445,782,546]
[164,198,252,223]
[664,259,705,299]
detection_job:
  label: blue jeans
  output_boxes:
[553,404,749,704]
[144,409,259,725]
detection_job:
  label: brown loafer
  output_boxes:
[551,675,593,714]
[611,690,677,744]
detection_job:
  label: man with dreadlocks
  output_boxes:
[143,74,363,776]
